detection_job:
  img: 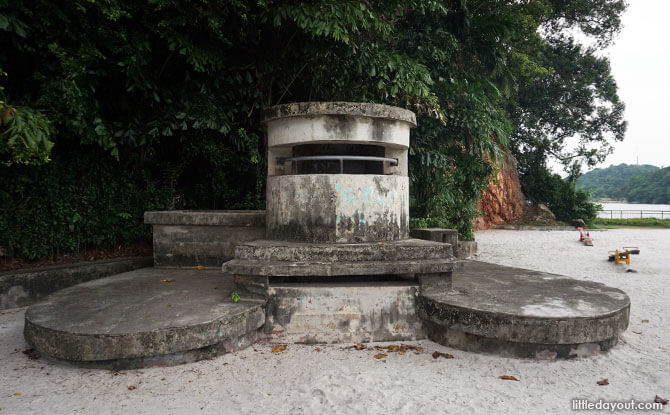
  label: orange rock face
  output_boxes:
[473,152,526,230]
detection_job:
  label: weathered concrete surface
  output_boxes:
[229,239,459,296]
[144,210,266,267]
[265,281,425,343]
[423,321,619,359]
[232,271,453,303]
[224,258,460,278]
[265,113,411,147]
[0,257,152,310]
[224,239,460,279]
[151,224,266,267]
[417,272,452,294]
[417,260,630,358]
[41,329,260,371]
[457,241,477,259]
[266,175,409,243]
[144,210,266,226]
[411,228,458,246]
[411,228,476,259]
[24,268,265,366]
[263,103,415,160]
[235,239,453,262]
[262,102,417,126]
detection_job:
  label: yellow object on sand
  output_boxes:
[608,247,640,265]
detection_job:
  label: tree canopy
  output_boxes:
[0,0,627,258]
[578,164,670,204]
[626,168,670,204]
[577,163,660,200]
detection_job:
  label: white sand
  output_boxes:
[1,229,668,414]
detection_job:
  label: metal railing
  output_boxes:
[277,155,398,175]
[278,155,398,165]
[598,210,670,219]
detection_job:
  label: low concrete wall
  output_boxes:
[0,257,152,309]
[144,210,266,267]
[457,241,477,259]
[411,228,477,259]
[411,228,458,247]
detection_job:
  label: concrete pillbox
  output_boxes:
[263,102,416,243]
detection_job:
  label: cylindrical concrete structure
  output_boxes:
[262,102,416,243]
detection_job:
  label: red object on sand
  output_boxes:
[578,228,593,246]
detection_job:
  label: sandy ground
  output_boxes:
[1,229,668,414]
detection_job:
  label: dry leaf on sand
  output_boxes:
[272,345,287,353]
[432,351,454,359]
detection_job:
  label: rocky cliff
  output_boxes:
[473,152,526,230]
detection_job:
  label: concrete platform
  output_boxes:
[417,261,630,358]
[23,261,631,367]
[1,256,152,310]
[24,268,264,369]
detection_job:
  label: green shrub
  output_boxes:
[0,143,264,260]
[593,218,670,228]
[520,162,599,225]
[410,141,496,241]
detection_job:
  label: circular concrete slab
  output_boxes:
[417,261,630,359]
[24,268,264,368]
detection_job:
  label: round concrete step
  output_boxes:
[24,268,264,369]
[417,261,630,359]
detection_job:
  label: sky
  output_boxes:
[591,0,670,170]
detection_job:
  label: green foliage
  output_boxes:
[0,141,264,259]
[508,0,627,183]
[0,0,627,258]
[520,159,599,224]
[0,150,173,259]
[510,39,626,172]
[508,0,627,230]
[542,0,627,47]
[577,163,660,200]
[410,119,500,241]
[0,70,54,165]
[0,103,53,166]
[576,163,670,204]
[626,167,670,204]
[593,217,670,229]
[231,292,241,303]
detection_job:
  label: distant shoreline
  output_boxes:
[593,199,627,203]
